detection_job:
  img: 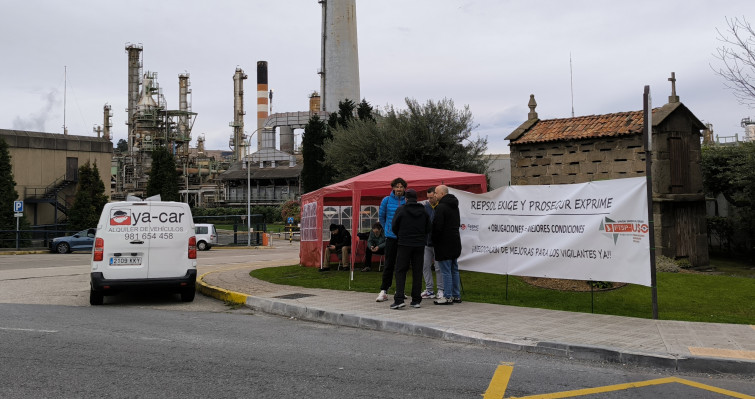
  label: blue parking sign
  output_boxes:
[14,201,23,213]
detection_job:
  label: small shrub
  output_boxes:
[656,255,681,272]
[675,258,692,269]
[588,281,613,289]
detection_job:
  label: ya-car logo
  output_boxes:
[600,217,648,244]
[110,209,132,226]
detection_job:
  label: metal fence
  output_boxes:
[192,214,267,246]
[0,228,80,251]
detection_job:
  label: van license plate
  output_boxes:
[110,257,142,265]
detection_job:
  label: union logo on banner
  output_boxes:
[110,209,132,226]
[600,217,649,244]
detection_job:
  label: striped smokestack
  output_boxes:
[257,61,268,150]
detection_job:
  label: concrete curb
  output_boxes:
[0,250,50,255]
[197,274,755,376]
[196,271,249,304]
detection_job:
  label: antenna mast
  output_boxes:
[570,54,575,118]
[63,66,68,135]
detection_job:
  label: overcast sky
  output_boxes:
[2,1,753,154]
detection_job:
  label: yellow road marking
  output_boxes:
[483,362,514,399]
[507,377,677,398]
[672,378,755,399]
[196,270,249,304]
[689,347,755,360]
[483,365,755,399]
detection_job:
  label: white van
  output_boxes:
[194,223,218,251]
[89,201,198,305]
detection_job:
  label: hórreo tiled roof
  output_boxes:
[506,109,650,145]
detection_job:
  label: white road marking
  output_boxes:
[0,327,58,333]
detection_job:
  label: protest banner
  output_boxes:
[453,177,651,286]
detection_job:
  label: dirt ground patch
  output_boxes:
[521,277,626,292]
[521,257,709,292]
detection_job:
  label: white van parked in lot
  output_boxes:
[194,223,218,251]
[89,200,198,305]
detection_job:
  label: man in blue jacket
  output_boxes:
[375,177,407,302]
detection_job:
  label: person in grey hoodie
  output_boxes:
[389,189,431,309]
[420,186,443,299]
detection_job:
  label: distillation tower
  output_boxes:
[116,43,198,199]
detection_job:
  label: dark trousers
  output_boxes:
[364,246,385,267]
[393,245,425,303]
[380,237,398,291]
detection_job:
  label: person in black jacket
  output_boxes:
[390,189,431,309]
[321,223,351,271]
[431,185,462,305]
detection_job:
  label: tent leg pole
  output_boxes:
[505,274,509,301]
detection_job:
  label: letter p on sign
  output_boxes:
[14,201,23,213]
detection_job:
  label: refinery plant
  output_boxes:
[110,0,358,207]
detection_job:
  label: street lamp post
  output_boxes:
[244,129,260,246]
[246,152,251,246]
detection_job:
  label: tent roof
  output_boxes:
[302,163,487,203]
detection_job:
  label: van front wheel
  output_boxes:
[89,289,104,305]
[180,287,196,302]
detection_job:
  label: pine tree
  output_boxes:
[301,115,333,193]
[146,146,180,201]
[67,161,109,231]
[327,99,357,129]
[0,138,30,247]
[0,139,18,243]
[116,139,128,153]
[357,99,375,122]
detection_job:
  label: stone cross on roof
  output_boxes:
[668,72,680,103]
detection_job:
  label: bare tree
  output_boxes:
[714,17,755,108]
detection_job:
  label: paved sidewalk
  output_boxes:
[197,245,755,376]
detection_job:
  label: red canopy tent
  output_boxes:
[299,163,487,269]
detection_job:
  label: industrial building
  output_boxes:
[1,129,112,227]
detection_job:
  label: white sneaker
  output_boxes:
[376,290,388,302]
[436,290,444,299]
[420,290,434,299]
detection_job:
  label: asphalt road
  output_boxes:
[0,249,752,398]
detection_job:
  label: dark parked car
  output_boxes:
[49,228,97,253]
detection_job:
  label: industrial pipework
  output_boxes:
[230,67,247,162]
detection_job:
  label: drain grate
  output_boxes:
[273,293,315,300]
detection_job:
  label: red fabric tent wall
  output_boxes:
[299,163,488,267]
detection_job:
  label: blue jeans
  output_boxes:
[437,258,460,299]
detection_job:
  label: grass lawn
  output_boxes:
[250,262,755,325]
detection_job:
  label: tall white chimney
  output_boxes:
[320,0,360,112]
